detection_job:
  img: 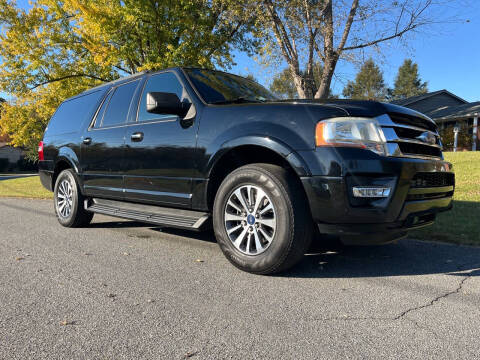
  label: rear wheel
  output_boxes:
[213,163,312,274]
[54,169,93,227]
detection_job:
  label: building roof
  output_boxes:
[390,89,468,107]
[429,101,480,121]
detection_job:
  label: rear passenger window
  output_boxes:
[93,90,114,128]
[100,80,140,127]
[46,90,104,135]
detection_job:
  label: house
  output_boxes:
[0,103,26,170]
[0,141,23,163]
[391,89,468,116]
[391,90,479,151]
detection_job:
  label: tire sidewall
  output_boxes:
[54,169,81,227]
[213,167,295,274]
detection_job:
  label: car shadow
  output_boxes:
[153,228,480,278]
[90,220,480,279]
[88,220,150,229]
[283,238,480,279]
[149,227,218,244]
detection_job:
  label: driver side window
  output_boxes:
[137,72,187,122]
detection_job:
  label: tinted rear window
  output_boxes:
[46,90,104,135]
[101,80,140,127]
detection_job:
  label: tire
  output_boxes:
[54,169,93,228]
[213,163,313,274]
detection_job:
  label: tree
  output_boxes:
[270,68,298,98]
[342,59,386,101]
[270,63,334,99]
[390,59,428,100]
[254,0,459,99]
[0,0,257,159]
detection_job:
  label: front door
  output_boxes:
[123,71,198,207]
[81,79,142,199]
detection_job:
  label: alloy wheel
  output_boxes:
[57,178,73,218]
[224,185,276,255]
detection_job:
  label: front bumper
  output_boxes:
[300,148,454,242]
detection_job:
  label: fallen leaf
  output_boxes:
[60,320,76,326]
[15,257,25,261]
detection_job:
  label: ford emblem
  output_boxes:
[416,132,437,145]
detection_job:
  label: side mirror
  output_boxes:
[146,92,189,117]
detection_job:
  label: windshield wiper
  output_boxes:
[210,97,266,105]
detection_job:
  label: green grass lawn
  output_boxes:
[410,152,480,246]
[0,176,53,199]
[0,152,478,245]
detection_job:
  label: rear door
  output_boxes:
[81,79,142,199]
[123,71,198,207]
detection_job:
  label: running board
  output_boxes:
[84,198,211,231]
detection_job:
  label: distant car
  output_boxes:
[38,68,454,274]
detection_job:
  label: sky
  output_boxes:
[231,2,480,102]
[1,1,479,103]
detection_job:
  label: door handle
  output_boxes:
[83,137,92,145]
[131,132,144,142]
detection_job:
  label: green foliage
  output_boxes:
[439,125,473,151]
[0,0,257,160]
[270,64,335,99]
[342,59,387,101]
[439,124,472,151]
[390,59,427,100]
[270,68,299,99]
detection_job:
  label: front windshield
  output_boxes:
[184,68,278,104]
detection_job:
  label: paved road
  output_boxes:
[0,198,479,359]
[0,174,37,181]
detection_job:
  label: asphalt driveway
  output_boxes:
[0,198,479,359]
[0,174,37,181]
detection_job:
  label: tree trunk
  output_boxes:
[291,68,306,99]
[314,57,337,99]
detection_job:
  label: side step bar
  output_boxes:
[84,198,211,231]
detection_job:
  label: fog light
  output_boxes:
[352,186,391,198]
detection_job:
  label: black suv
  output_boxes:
[39,68,454,274]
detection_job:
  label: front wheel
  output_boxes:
[213,164,313,274]
[54,169,93,228]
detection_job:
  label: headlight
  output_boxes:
[315,117,387,156]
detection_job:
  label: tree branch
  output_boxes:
[29,74,109,90]
[342,22,421,51]
[337,0,359,52]
[343,1,432,52]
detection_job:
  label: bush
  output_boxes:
[0,158,9,172]
[439,125,472,151]
[16,157,37,171]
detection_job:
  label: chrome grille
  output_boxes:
[378,114,442,159]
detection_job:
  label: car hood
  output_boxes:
[274,99,432,121]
